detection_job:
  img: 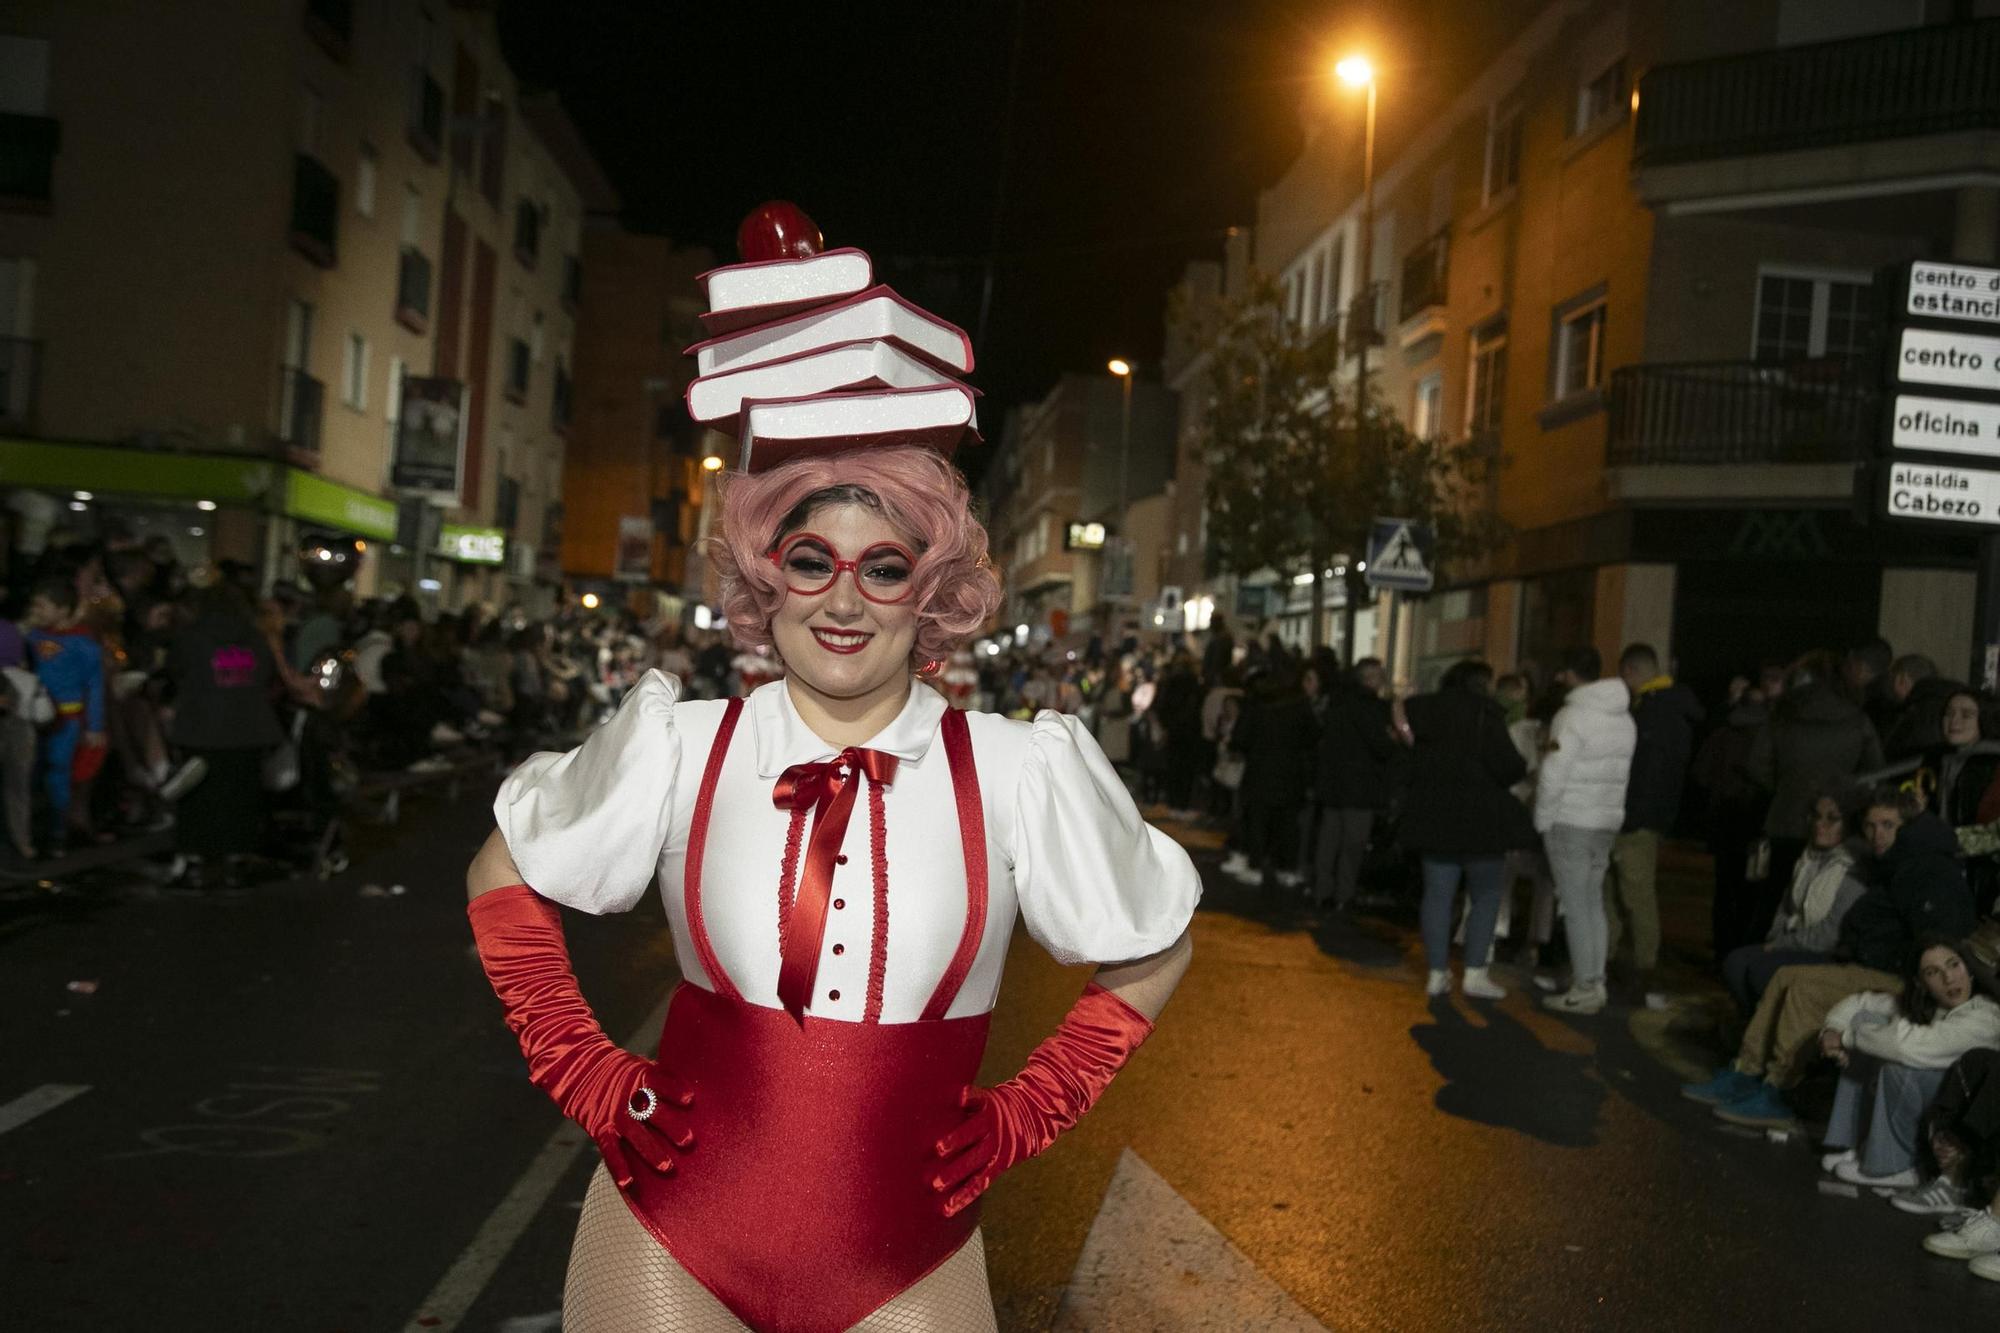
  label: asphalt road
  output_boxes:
[5,788,1998,1331]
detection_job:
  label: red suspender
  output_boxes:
[919,707,988,1021]
[683,697,744,1001]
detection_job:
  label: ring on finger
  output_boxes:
[627,1086,659,1122]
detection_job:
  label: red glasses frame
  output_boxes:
[767,532,919,605]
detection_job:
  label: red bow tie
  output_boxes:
[772,748,900,1020]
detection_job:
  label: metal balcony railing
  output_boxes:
[1605,360,1877,466]
[0,337,41,428]
[0,112,60,202]
[396,246,432,333]
[289,152,339,268]
[1398,230,1450,325]
[278,366,324,454]
[1633,18,2000,167]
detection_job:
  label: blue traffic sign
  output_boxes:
[1365,518,1434,592]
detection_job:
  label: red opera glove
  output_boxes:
[467,884,694,1189]
[930,981,1154,1217]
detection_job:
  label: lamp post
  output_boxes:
[1107,358,1134,626]
[1334,55,1377,414]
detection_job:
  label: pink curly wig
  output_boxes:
[710,446,1004,666]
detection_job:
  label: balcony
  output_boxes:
[1633,19,2000,169]
[407,69,444,163]
[0,112,60,205]
[289,152,339,268]
[396,246,432,333]
[304,0,354,61]
[0,337,41,429]
[1606,360,1876,470]
[278,366,325,455]
[1398,230,1450,326]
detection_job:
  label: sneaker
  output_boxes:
[1712,1084,1796,1130]
[1682,1067,1762,1107]
[1542,984,1607,1015]
[429,722,465,746]
[1940,1207,1982,1231]
[1969,1251,2000,1281]
[1819,1147,1858,1173]
[1925,1208,2000,1259]
[1892,1176,1968,1216]
[1426,969,1452,997]
[159,755,209,803]
[1220,851,1251,877]
[1834,1160,1920,1190]
[406,755,455,774]
[1274,870,1305,890]
[1462,967,1508,1000]
[1531,973,1564,993]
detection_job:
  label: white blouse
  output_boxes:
[494,670,1201,1024]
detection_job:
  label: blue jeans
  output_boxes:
[1420,855,1507,971]
[1824,1054,1948,1176]
[1721,945,1828,1016]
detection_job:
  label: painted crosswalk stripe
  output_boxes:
[401,995,672,1333]
[0,1083,90,1136]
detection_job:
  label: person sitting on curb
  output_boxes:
[1682,786,1975,1128]
[1718,785,1870,1016]
[1817,936,2000,1191]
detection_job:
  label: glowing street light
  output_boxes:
[1106,357,1132,377]
[701,454,725,472]
[1334,54,1374,88]
[581,592,601,610]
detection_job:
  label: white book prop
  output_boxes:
[689,286,975,378]
[697,248,875,335]
[686,338,969,429]
[738,384,980,472]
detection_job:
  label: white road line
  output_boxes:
[0,1083,90,1136]
[401,995,673,1333]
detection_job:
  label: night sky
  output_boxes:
[497,1,1339,431]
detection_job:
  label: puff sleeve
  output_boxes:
[1011,711,1202,965]
[492,670,681,915]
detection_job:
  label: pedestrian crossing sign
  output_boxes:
[1365,518,1434,592]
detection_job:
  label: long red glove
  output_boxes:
[930,982,1154,1216]
[468,884,693,1189]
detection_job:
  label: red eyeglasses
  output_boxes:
[767,532,918,605]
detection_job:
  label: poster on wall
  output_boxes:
[614,515,653,583]
[391,376,468,500]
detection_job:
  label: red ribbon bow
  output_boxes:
[772,747,900,1020]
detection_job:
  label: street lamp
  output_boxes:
[1107,358,1133,511]
[1332,54,1378,413]
[701,454,725,472]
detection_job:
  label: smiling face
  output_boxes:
[1944,693,1983,748]
[768,501,921,708]
[1921,945,1973,1010]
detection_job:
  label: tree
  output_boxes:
[1186,273,1505,653]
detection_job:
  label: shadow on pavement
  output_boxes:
[1410,996,1606,1148]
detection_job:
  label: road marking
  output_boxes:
[401,994,673,1333]
[1054,1148,1329,1331]
[0,1083,89,1136]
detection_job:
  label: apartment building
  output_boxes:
[0,0,606,613]
[983,372,1177,643]
[1237,0,1996,692]
[558,225,723,617]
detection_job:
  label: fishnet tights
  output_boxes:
[562,1164,998,1332]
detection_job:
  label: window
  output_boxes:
[1319,239,1343,326]
[1551,293,1606,401]
[1753,269,1876,363]
[1466,322,1508,436]
[514,197,541,267]
[1285,275,1301,325]
[298,86,325,155]
[1300,256,1318,330]
[1412,374,1444,440]
[1573,58,1626,135]
[386,355,405,423]
[354,144,377,217]
[1484,103,1522,202]
[0,36,51,116]
[342,331,368,410]
[505,337,530,402]
[400,184,422,247]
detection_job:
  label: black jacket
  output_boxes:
[1315,684,1397,810]
[1397,687,1533,856]
[166,612,284,750]
[1748,683,1885,839]
[1234,689,1319,803]
[1884,676,1967,762]
[1624,681,1704,833]
[1836,813,1976,973]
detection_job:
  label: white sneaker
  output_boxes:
[406,755,455,774]
[1970,1251,2000,1281]
[429,722,465,745]
[159,756,210,803]
[1926,1208,2000,1259]
[1274,870,1305,890]
[1542,984,1607,1015]
[1426,969,1452,997]
[1220,852,1251,876]
[1834,1160,1920,1190]
[1892,1176,1968,1216]
[1462,967,1508,1000]
[1819,1147,1857,1174]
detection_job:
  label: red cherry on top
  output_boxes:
[737,201,824,262]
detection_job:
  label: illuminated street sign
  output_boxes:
[1890,394,2000,458]
[1064,521,1107,550]
[1906,260,2000,326]
[1881,461,2000,528]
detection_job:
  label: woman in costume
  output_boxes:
[465,436,1200,1328]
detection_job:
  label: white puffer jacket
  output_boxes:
[1534,677,1637,833]
[1825,991,2000,1069]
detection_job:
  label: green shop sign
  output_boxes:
[438,524,506,564]
[282,470,399,542]
[0,437,279,502]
